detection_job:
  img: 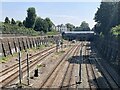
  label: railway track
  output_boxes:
[38,43,81,89]
[1,46,56,88]
[84,42,110,89]
[0,46,56,77]
[67,44,81,89]
[90,50,120,88]
[78,42,90,89]
[83,41,120,89]
[92,45,120,88]
[60,43,81,89]
[2,41,119,89]
[1,46,56,74]
[85,42,99,89]
[51,45,80,88]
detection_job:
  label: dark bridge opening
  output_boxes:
[62,31,95,41]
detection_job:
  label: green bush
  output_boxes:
[0,22,59,36]
[46,30,59,35]
[1,23,40,36]
[111,25,120,37]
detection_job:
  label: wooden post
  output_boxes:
[79,47,82,83]
[26,51,30,85]
[18,51,22,84]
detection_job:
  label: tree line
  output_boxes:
[3,7,91,35]
[94,1,120,37]
[74,21,90,31]
[65,21,90,31]
[4,7,54,33]
[93,1,120,75]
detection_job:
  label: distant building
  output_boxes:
[56,24,68,32]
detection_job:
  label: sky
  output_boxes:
[1,2,101,28]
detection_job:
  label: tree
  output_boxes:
[4,17,10,24]
[23,20,26,27]
[34,17,43,32]
[16,21,23,27]
[11,18,16,25]
[66,23,75,31]
[18,22,23,27]
[111,25,120,36]
[80,21,90,31]
[43,19,49,33]
[94,1,119,35]
[94,23,101,34]
[74,21,90,31]
[118,1,120,24]
[94,2,111,35]
[44,18,53,32]
[24,7,36,28]
[34,17,48,33]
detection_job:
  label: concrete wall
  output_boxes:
[0,35,61,57]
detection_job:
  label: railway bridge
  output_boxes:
[62,31,95,41]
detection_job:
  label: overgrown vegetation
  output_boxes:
[1,23,40,36]
[46,30,59,35]
[94,1,120,37]
[93,1,120,75]
[0,52,21,63]
[111,25,120,37]
[2,7,57,36]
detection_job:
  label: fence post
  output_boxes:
[26,51,30,85]
[18,51,22,85]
